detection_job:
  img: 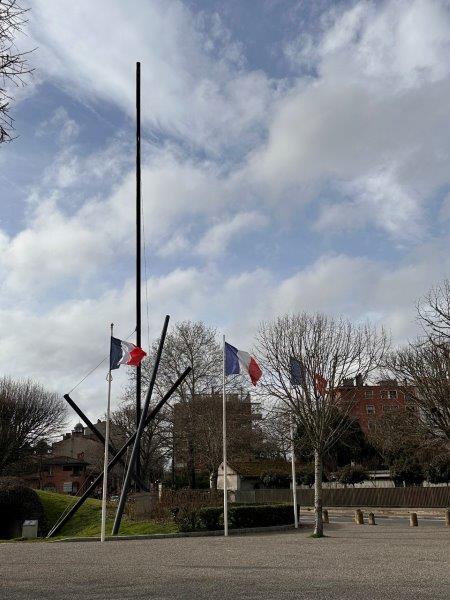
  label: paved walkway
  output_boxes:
[1,523,449,599]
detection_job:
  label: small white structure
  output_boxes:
[22,520,38,539]
[216,460,292,492]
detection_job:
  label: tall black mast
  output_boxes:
[135,61,142,485]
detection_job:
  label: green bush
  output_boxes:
[297,463,315,487]
[196,507,223,530]
[390,456,424,487]
[173,506,223,532]
[0,477,46,538]
[227,504,298,529]
[336,464,368,487]
[174,503,299,532]
[425,453,450,484]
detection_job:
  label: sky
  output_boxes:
[1,0,450,425]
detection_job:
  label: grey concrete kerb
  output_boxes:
[54,523,308,543]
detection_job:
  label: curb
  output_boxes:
[54,523,301,543]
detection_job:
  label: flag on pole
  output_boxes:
[225,342,262,386]
[315,373,327,395]
[110,337,146,370]
[289,356,304,387]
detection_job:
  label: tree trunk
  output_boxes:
[210,470,218,490]
[187,439,196,488]
[314,449,323,536]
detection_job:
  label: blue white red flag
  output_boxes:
[225,342,262,386]
[110,337,147,371]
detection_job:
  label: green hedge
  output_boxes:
[0,477,46,538]
[174,504,299,532]
[227,504,299,529]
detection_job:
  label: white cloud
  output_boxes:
[0,147,239,295]
[3,0,450,424]
[29,0,277,155]
[2,243,449,418]
[156,234,191,258]
[315,168,423,239]
[195,211,268,257]
[248,0,450,237]
[35,107,80,144]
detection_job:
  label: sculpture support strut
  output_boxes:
[63,393,148,492]
[46,365,191,538]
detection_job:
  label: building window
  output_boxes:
[364,390,374,399]
[381,390,397,399]
[384,405,399,413]
[367,420,374,431]
[366,405,375,414]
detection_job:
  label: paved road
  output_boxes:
[1,524,449,599]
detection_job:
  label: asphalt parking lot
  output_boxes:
[1,523,449,600]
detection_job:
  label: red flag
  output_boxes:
[315,373,327,395]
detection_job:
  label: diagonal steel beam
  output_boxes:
[46,366,190,538]
[63,393,148,492]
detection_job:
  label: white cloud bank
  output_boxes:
[2,0,450,420]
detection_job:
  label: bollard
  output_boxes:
[445,509,450,527]
[323,509,329,524]
[355,509,364,525]
[368,512,376,525]
[409,512,418,527]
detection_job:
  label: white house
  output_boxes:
[216,460,292,491]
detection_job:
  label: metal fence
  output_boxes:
[234,486,450,508]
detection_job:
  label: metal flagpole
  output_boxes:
[101,323,114,542]
[135,60,142,487]
[222,334,228,537]
[289,413,298,529]
[112,315,169,535]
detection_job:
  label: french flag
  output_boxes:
[225,342,262,386]
[110,336,147,371]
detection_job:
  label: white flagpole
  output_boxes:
[101,323,114,543]
[222,334,228,537]
[290,413,299,529]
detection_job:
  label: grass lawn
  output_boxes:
[37,490,178,539]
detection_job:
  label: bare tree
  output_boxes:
[258,403,291,461]
[368,407,429,465]
[256,313,388,536]
[111,399,170,487]
[141,321,223,488]
[0,376,66,474]
[1,0,34,143]
[178,391,261,489]
[417,279,450,345]
[385,341,450,442]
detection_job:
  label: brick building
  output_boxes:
[26,421,125,495]
[339,378,416,434]
[38,455,90,494]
